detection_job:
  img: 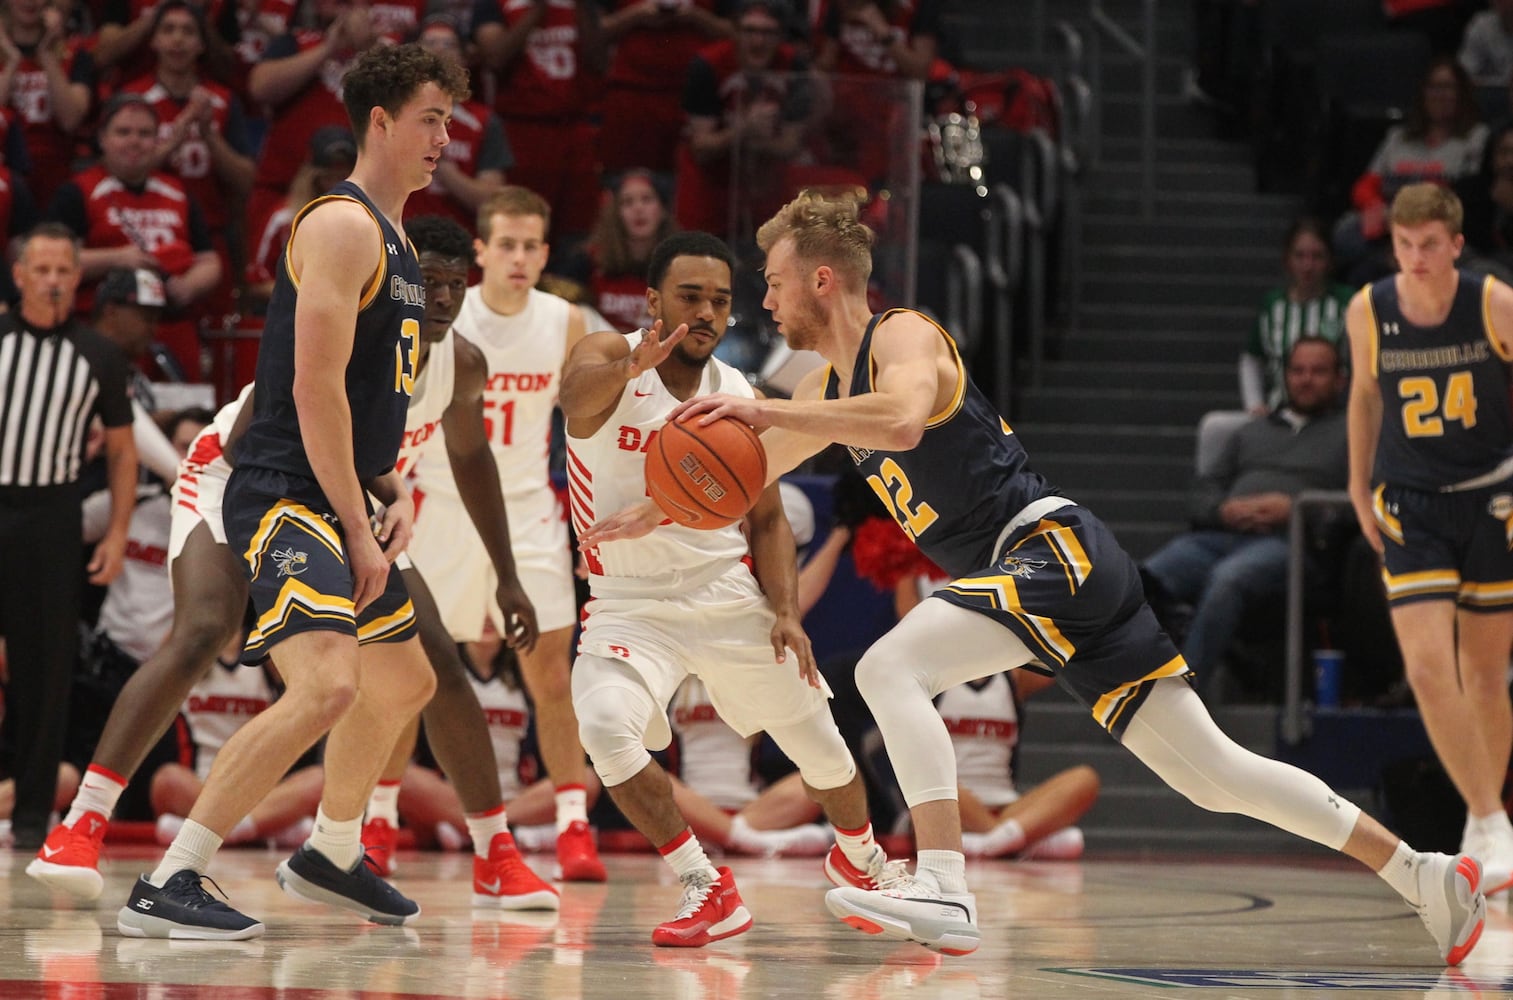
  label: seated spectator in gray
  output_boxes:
[1143,337,1348,700]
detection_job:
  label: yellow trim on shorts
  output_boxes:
[1372,485,1404,545]
[1382,568,1461,600]
[1458,580,1513,607]
[941,574,1076,665]
[248,577,357,648]
[244,501,344,580]
[1035,519,1092,591]
[357,600,416,642]
[1092,654,1188,733]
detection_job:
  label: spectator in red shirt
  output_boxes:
[0,0,96,209]
[472,0,607,248]
[561,168,676,332]
[48,94,222,378]
[244,124,355,311]
[92,0,240,104]
[243,0,381,268]
[123,1,255,317]
[597,0,734,176]
[812,0,940,186]
[675,0,812,235]
[405,14,513,230]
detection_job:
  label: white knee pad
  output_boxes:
[766,710,856,791]
[571,654,659,788]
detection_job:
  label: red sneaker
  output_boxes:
[25,812,109,901]
[474,833,560,910]
[651,867,752,948]
[824,843,889,890]
[361,818,398,877]
[554,820,608,882]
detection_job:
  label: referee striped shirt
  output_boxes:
[0,314,132,488]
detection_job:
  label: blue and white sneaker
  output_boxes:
[117,870,265,941]
[275,846,419,926]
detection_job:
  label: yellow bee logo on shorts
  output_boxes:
[1002,556,1048,579]
[272,546,308,578]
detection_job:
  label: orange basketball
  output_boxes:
[645,415,767,530]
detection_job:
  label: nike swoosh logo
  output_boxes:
[633,389,653,397]
[479,879,502,893]
[42,845,63,858]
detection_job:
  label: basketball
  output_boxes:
[645,415,767,530]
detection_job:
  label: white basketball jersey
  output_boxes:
[938,672,1021,807]
[395,326,457,477]
[470,669,530,800]
[566,332,752,596]
[177,382,253,495]
[85,485,173,663]
[182,663,277,780]
[413,286,571,500]
[669,677,759,810]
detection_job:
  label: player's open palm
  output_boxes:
[627,320,687,377]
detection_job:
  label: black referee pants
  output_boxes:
[0,485,83,844]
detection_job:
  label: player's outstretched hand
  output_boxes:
[626,320,688,378]
[771,612,819,689]
[495,576,540,654]
[579,499,664,547]
[668,392,768,429]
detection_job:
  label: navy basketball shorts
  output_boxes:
[935,503,1189,739]
[225,466,417,662]
[1371,482,1513,611]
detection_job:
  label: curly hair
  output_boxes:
[755,190,875,287]
[407,214,474,261]
[645,232,734,291]
[342,43,470,145]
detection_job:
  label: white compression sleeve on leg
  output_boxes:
[1120,677,1360,850]
[854,598,1038,809]
[571,653,660,788]
[765,710,856,791]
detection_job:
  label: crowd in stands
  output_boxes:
[0,0,960,388]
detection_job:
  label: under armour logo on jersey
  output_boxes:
[272,546,308,578]
[1002,556,1048,579]
[387,242,398,255]
[1381,321,1400,336]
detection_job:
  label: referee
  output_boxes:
[0,223,137,849]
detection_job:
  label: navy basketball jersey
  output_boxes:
[824,309,1055,577]
[235,180,426,482]
[1366,270,1513,492]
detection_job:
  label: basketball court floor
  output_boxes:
[4,845,1511,999]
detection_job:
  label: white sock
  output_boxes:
[659,828,718,882]
[980,818,1027,857]
[465,805,511,859]
[365,781,400,825]
[1378,840,1422,905]
[307,806,363,871]
[555,785,588,833]
[1019,826,1085,861]
[149,819,223,886]
[65,765,127,826]
[1469,810,1513,840]
[917,848,968,894]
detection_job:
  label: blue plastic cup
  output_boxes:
[1312,649,1344,709]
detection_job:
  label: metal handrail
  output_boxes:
[1088,0,1157,219]
[1282,489,1354,745]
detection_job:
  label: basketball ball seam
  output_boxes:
[664,420,761,513]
